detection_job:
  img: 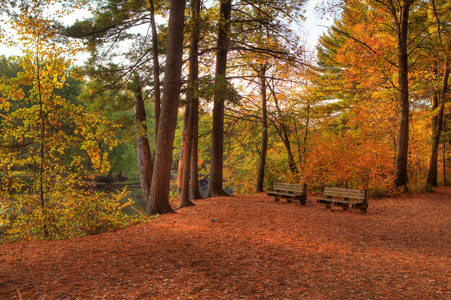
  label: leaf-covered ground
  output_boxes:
[1,187,450,299]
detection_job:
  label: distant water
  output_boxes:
[97,180,232,217]
[95,185,146,217]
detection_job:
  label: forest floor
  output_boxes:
[1,187,450,300]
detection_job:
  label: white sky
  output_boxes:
[302,0,334,50]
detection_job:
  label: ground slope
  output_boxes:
[1,187,450,299]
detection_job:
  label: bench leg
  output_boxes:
[286,198,292,203]
[300,196,306,205]
[274,195,280,202]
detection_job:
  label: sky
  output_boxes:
[0,0,334,63]
[301,0,334,50]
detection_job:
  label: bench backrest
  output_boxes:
[323,187,367,202]
[274,182,307,194]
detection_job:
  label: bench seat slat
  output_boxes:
[268,191,304,197]
[317,198,367,206]
[324,190,366,196]
[323,194,366,200]
[274,189,304,193]
[317,186,368,213]
[267,182,307,205]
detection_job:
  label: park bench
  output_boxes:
[317,187,368,213]
[266,182,307,205]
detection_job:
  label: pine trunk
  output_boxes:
[148,0,161,139]
[190,93,202,198]
[444,143,447,184]
[180,102,195,207]
[146,0,186,215]
[177,110,189,196]
[191,132,202,199]
[133,74,153,203]
[255,67,268,193]
[181,0,202,204]
[427,68,449,186]
[207,0,232,197]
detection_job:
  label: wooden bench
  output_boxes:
[266,182,307,205]
[317,187,368,213]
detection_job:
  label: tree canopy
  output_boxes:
[1,0,451,241]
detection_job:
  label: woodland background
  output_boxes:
[0,0,450,241]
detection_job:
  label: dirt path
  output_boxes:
[1,187,450,299]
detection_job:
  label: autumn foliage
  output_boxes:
[0,1,140,241]
[1,0,451,242]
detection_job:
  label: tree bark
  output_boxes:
[180,101,195,207]
[177,109,189,196]
[190,126,203,199]
[268,81,298,174]
[385,0,414,188]
[132,73,153,203]
[148,0,161,140]
[281,125,298,173]
[302,102,310,168]
[443,142,447,184]
[36,55,49,238]
[427,92,440,186]
[182,0,203,203]
[146,0,186,215]
[255,66,268,193]
[426,0,449,187]
[427,68,449,186]
[207,0,232,197]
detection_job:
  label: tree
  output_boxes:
[0,1,137,240]
[304,0,404,193]
[207,0,233,197]
[426,0,451,186]
[316,0,419,189]
[180,0,202,207]
[147,0,163,140]
[206,0,306,195]
[130,72,153,202]
[377,0,417,188]
[255,65,268,192]
[65,0,169,207]
[146,0,186,215]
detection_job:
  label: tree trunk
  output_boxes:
[443,142,447,184]
[302,103,310,168]
[388,0,414,188]
[148,0,161,140]
[132,73,153,203]
[268,81,298,174]
[183,0,203,203]
[177,108,189,196]
[180,102,195,207]
[190,128,202,198]
[190,89,202,198]
[427,92,440,186]
[426,0,449,187]
[281,125,298,174]
[255,67,268,193]
[179,89,194,206]
[146,0,186,216]
[427,68,449,186]
[37,55,49,238]
[207,0,232,197]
